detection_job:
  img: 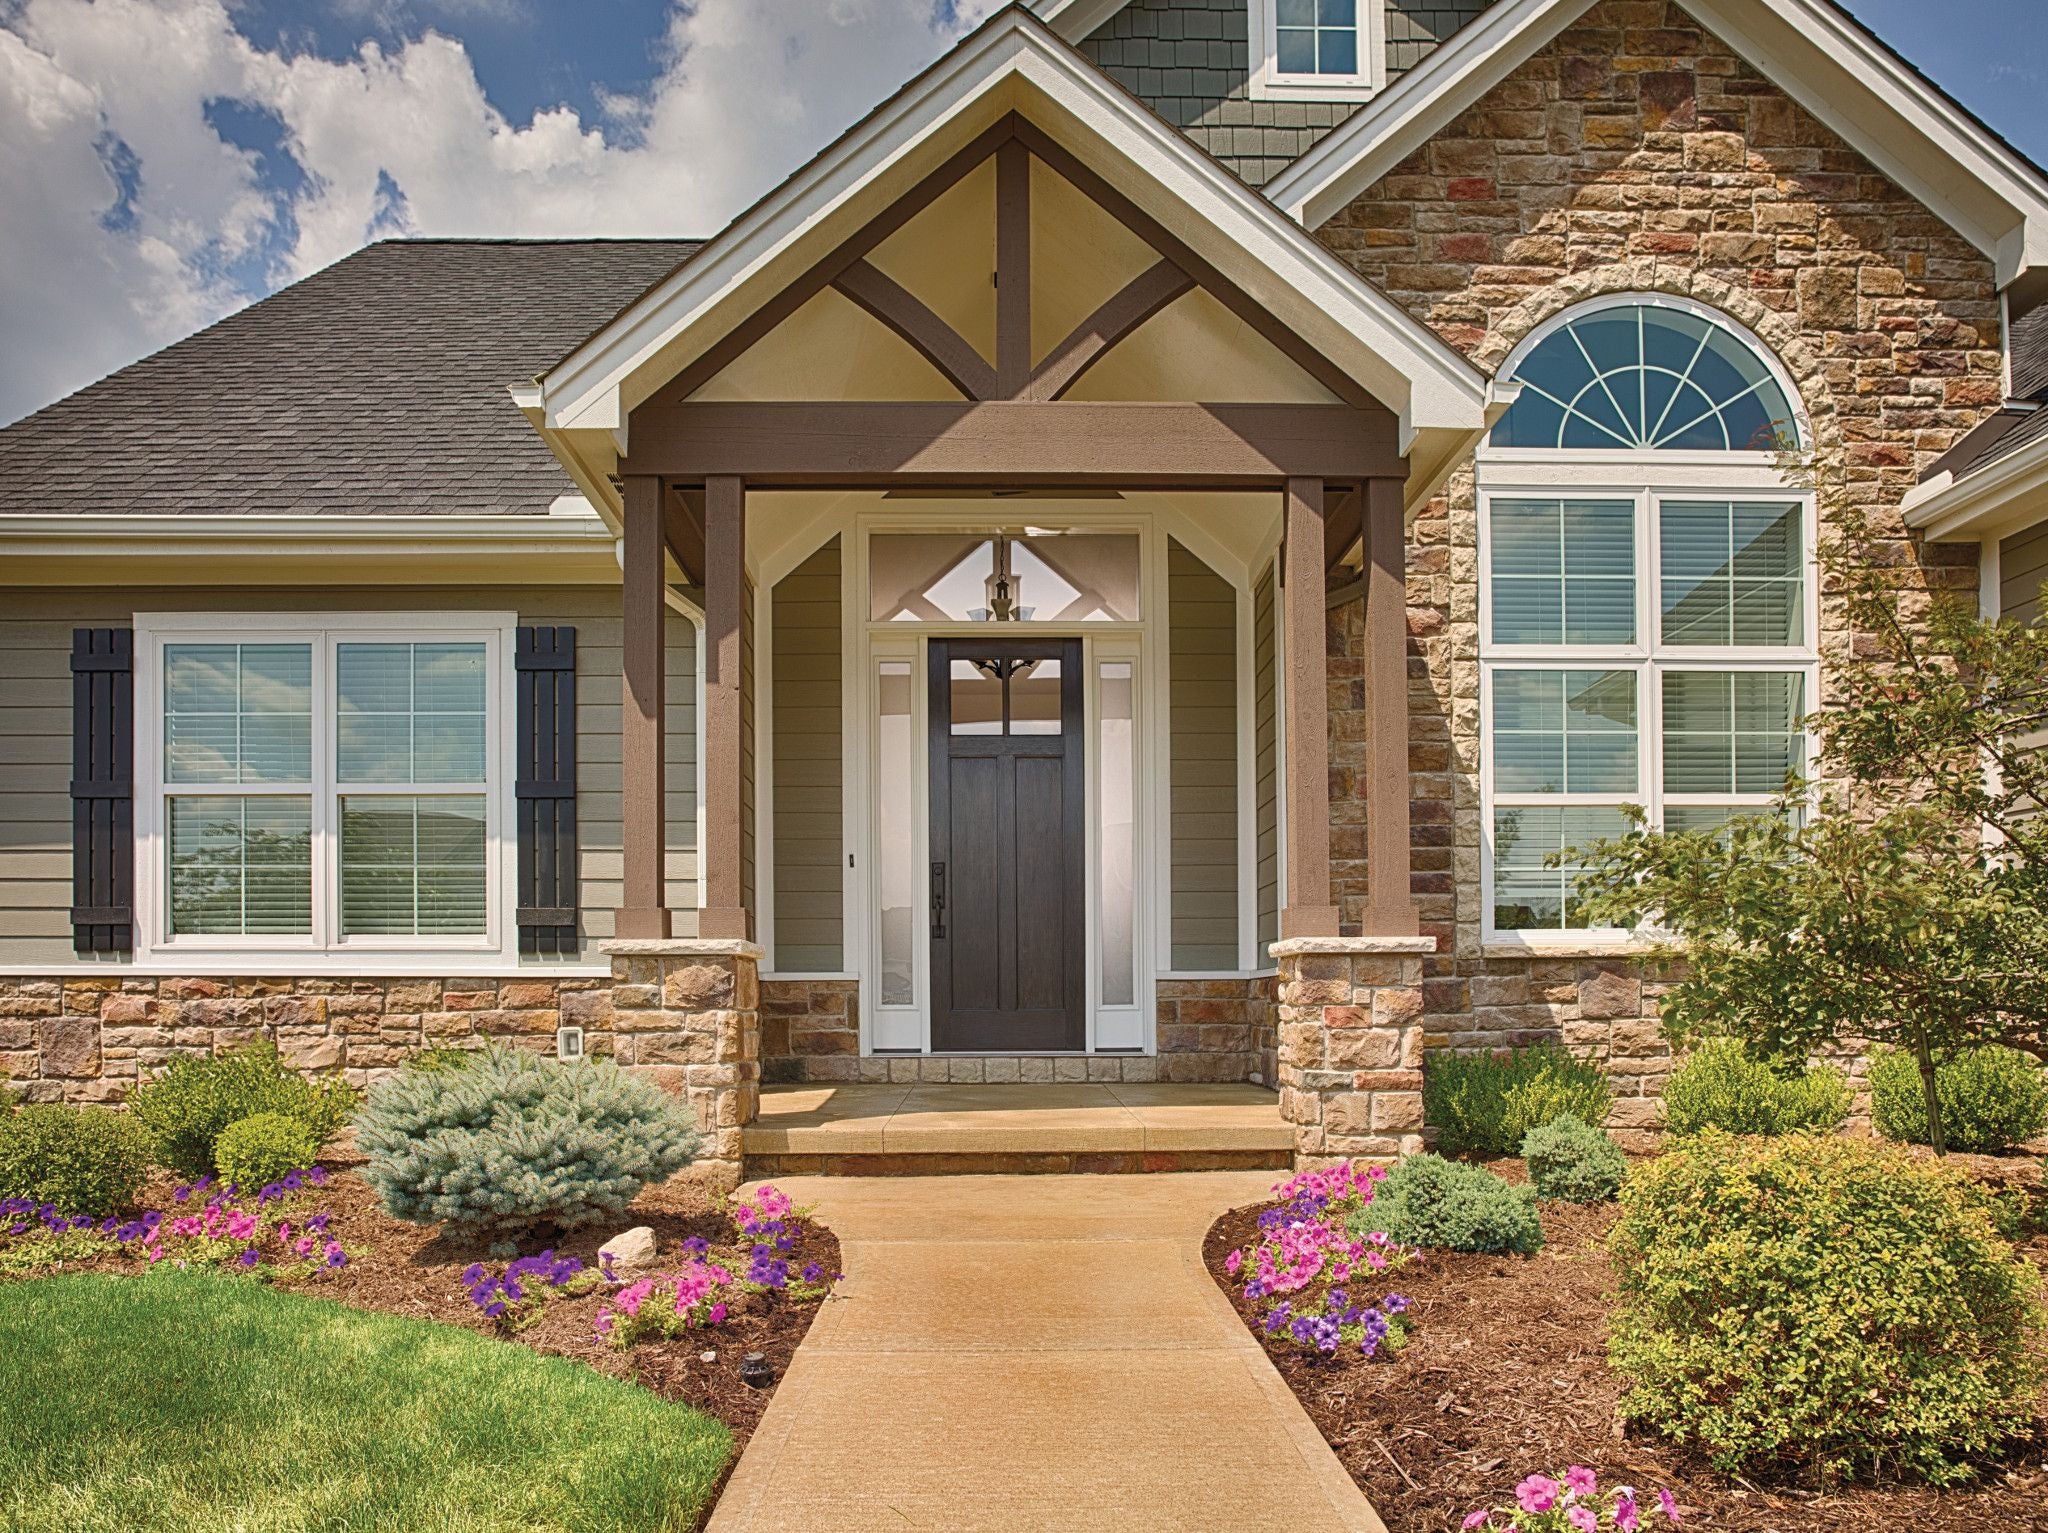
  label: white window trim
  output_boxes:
[1475,482,1820,950]
[1247,0,1387,102]
[133,611,520,973]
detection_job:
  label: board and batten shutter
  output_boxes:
[514,626,579,956]
[70,628,135,953]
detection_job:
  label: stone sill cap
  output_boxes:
[1480,937,1665,959]
[1268,936,1438,957]
[599,938,767,960]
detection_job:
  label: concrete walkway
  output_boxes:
[706,1173,1386,1533]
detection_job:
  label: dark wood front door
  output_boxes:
[928,637,1085,1052]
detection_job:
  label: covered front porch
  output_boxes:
[518,25,1494,1176]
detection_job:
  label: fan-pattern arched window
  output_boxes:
[1492,303,1798,452]
[1478,299,1816,939]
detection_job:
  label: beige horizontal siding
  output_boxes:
[0,585,697,968]
[2003,521,2048,627]
[1168,539,1238,970]
[772,538,844,972]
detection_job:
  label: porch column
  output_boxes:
[1281,476,1340,938]
[1361,475,1419,935]
[616,475,670,939]
[700,474,750,940]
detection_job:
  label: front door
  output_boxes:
[927,637,1085,1051]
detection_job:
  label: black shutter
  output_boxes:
[70,628,134,953]
[515,626,579,955]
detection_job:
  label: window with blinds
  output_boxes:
[1481,297,1814,939]
[144,619,506,957]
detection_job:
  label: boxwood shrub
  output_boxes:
[354,1046,700,1244]
[128,1043,355,1179]
[1661,1037,1851,1137]
[1423,1041,1611,1158]
[1520,1114,1627,1203]
[1608,1132,2044,1486]
[1351,1153,1544,1255]
[0,1105,155,1216]
[1868,1045,2048,1156]
[214,1112,321,1192]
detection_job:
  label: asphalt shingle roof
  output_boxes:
[1929,302,2048,484]
[0,238,704,517]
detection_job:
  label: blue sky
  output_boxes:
[0,0,2041,427]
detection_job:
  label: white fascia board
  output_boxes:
[1266,0,1581,229]
[1028,0,1127,43]
[1900,433,2048,542]
[538,8,1490,442]
[1266,0,2048,290]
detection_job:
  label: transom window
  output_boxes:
[1491,302,1799,453]
[138,615,509,961]
[1481,299,1815,939]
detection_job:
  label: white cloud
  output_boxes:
[0,0,1003,424]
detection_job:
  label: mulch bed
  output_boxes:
[1203,1158,2048,1533]
[6,1167,840,1452]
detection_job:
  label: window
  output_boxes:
[1481,299,1814,939]
[139,615,510,961]
[1248,0,1385,100]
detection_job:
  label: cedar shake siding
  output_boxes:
[1079,0,1495,187]
[0,587,700,969]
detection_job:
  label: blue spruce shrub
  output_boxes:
[1350,1153,1544,1255]
[354,1046,700,1242]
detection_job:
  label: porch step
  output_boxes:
[743,1082,1292,1177]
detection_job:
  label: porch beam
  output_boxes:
[1361,475,1420,935]
[1280,476,1340,939]
[832,260,995,401]
[1323,483,1362,573]
[995,139,1033,399]
[700,475,750,941]
[621,401,1401,485]
[1030,260,1195,401]
[663,485,705,586]
[616,474,671,939]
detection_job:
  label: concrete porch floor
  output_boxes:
[743,1082,1292,1174]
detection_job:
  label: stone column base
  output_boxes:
[601,939,763,1193]
[1271,935,1437,1168]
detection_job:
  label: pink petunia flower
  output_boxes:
[1225,1249,1242,1275]
[1462,1511,1491,1530]
[1564,1466,1598,1498]
[1568,1508,1598,1533]
[1614,1491,1640,1531]
[1658,1489,1681,1524]
[1515,1476,1561,1514]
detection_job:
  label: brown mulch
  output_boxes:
[1203,1159,2048,1533]
[7,1167,840,1452]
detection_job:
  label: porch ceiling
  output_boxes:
[514,7,1498,522]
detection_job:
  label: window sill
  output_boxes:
[1480,935,1672,960]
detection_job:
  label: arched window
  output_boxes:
[1492,302,1799,453]
[1477,298,1817,941]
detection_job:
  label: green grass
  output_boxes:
[0,1270,731,1533]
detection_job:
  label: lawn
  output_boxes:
[0,1268,732,1533]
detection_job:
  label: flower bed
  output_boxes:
[0,1165,842,1449]
[1204,1158,2048,1533]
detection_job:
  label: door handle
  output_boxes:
[930,861,947,938]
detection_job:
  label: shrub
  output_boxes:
[213,1112,320,1193]
[0,1105,154,1215]
[1520,1115,1627,1203]
[1869,1045,2048,1155]
[128,1043,355,1179]
[1608,1132,2044,1485]
[354,1047,700,1243]
[1424,1041,1612,1158]
[1353,1154,1544,1255]
[1661,1037,1851,1137]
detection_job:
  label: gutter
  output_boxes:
[1901,427,2048,541]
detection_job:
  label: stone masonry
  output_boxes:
[1272,938,1434,1165]
[1315,0,2003,1137]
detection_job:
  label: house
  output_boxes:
[3,0,2045,1180]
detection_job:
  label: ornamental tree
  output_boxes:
[1567,567,2048,1154]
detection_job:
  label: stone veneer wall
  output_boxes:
[1314,0,2000,1142]
[1,949,762,1189]
[1273,940,1430,1165]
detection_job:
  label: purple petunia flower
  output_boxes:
[237,1249,260,1268]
